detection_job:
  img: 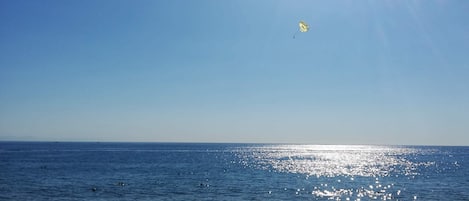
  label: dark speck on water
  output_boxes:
[0,142,468,200]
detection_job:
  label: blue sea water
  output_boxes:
[0,142,468,200]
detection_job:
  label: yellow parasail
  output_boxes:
[299,21,309,32]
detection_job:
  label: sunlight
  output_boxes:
[236,144,429,177]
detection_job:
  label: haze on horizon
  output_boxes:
[1,1,469,146]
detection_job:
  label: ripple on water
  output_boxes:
[232,145,441,200]
[234,145,432,177]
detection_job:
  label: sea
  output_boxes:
[0,142,468,200]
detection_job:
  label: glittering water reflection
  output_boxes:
[235,145,433,177]
[233,145,437,200]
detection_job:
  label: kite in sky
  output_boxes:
[293,21,309,39]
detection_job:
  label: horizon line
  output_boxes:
[1,140,467,147]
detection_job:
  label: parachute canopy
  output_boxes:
[299,21,309,32]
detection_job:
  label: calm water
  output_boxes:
[0,142,468,200]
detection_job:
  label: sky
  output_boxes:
[1,0,469,145]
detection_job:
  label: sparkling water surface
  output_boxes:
[0,142,468,200]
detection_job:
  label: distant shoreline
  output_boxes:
[0,140,467,147]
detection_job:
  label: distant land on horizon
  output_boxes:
[1,139,467,147]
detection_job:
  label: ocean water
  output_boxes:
[0,142,468,200]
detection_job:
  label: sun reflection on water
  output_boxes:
[234,145,435,200]
[236,145,432,177]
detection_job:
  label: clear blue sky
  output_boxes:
[1,0,468,145]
